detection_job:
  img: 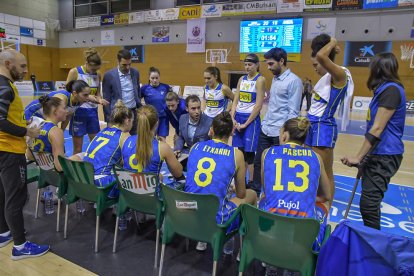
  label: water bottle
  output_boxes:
[76,199,86,214]
[125,209,133,222]
[44,187,55,215]
[118,215,127,231]
[223,237,234,255]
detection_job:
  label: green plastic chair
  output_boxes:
[58,156,117,253]
[31,150,67,232]
[158,184,240,276]
[112,167,163,268]
[26,160,40,184]
[238,204,331,276]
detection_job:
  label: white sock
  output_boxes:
[0,231,10,237]
[13,241,27,250]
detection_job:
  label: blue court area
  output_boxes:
[337,118,414,141]
[331,174,414,238]
[64,130,90,156]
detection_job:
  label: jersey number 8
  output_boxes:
[194,157,216,187]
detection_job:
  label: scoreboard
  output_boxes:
[240,18,303,54]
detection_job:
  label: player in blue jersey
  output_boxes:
[66,48,109,154]
[185,112,257,251]
[230,54,266,185]
[24,80,92,128]
[164,92,187,134]
[306,34,353,205]
[83,100,134,197]
[203,66,233,118]
[342,53,405,230]
[140,67,172,142]
[122,105,183,185]
[27,95,67,172]
[260,117,331,257]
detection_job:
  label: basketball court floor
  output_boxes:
[1,109,413,276]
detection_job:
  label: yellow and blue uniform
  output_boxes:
[31,121,56,153]
[259,143,327,251]
[204,83,228,118]
[306,81,348,148]
[84,127,123,197]
[122,135,164,196]
[24,90,78,122]
[185,139,239,231]
[141,83,170,137]
[165,98,187,134]
[70,66,100,136]
[367,82,405,155]
[233,74,261,152]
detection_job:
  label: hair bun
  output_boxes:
[38,95,50,105]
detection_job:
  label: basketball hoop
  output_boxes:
[205,49,231,66]
[400,44,414,61]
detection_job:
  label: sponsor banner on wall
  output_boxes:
[5,24,20,35]
[20,27,33,37]
[0,24,5,38]
[398,0,414,6]
[129,11,145,24]
[304,0,333,11]
[333,0,363,9]
[363,0,398,9]
[407,100,414,114]
[201,4,223,18]
[145,10,162,22]
[88,16,101,27]
[35,81,55,94]
[75,18,88,29]
[221,3,245,16]
[115,13,129,25]
[160,8,179,21]
[244,0,277,14]
[277,0,304,13]
[179,6,201,19]
[344,41,392,67]
[186,18,206,53]
[123,45,144,63]
[307,18,337,40]
[152,26,170,43]
[352,96,372,111]
[14,81,35,96]
[101,29,115,45]
[36,39,46,47]
[55,81,66,90]
[101,15,115,26]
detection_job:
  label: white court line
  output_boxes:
[333,160,414,175]
[336,186,361,196]
[334,173,414,188]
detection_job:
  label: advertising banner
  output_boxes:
[186,18,206,53]
[344,41,392,67]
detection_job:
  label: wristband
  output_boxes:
[365,132,381,146]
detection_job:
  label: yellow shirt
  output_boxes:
[0,76,26,154]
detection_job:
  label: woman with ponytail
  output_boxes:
[203,66,234,118]
[122,105,183,184]
[259,117,331,255]
[66,48,109,154]
[140,67,172,142]
[27,95,67,171]
[83,100,133,197]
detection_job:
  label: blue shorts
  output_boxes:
[218,197,240,234]
[232,112,260,152]
[157,116,169,138]
[95,174,119,198]
[312,202,328,253]
[70,107,100,137]
[305,122,338,148]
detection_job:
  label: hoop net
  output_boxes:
[0,39,20,52]
[205,49,231,65]
[400,44,414,61]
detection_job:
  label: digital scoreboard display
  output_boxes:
[240,18,303,54]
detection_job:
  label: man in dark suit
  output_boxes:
[174,95,213,155]
[102,49,141,135]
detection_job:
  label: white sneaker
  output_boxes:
[236,251,240,262]
[196,242,207,251]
